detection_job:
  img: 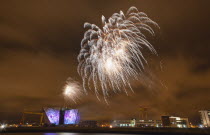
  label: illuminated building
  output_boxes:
[161,116,189,128]
[44,108,60,125]
[112,119,162,128]
[112,119,136,127]
[43,108,80,126]
[64,109,80,124]
[199,110,210,127]
[136,120,162,127]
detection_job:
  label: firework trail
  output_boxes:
[63,78,82,103]
[78,6,159,100]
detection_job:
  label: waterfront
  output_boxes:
[2,127,210,135]
[2,132,136,135]
[3,132,135,135]
[3,132,210,135]
[1,132,135,135]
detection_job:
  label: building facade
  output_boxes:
[43,108,80,126]
[199,110,210,127]
[112,119,136,127]
[136,120,162,127]
[161,116,189,128]
[112,119,162,128]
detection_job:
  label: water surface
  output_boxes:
[5,133,140,135]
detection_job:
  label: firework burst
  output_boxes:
[78,6,159,100]
[63,78,82,103]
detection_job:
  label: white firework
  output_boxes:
[63,78,82,103]
[78,6,159,100]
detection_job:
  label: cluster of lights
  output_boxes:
[0,124,7,131]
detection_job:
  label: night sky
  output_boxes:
[1,0,210,124]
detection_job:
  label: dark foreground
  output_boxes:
[1,127,210,135]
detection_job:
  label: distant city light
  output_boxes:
[0,124,7,130]
[199,124,204,128]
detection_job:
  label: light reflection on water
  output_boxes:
[45,133,80,135]
[44,134,134,135]
[5,133,136,135]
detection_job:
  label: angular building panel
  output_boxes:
[64,109,80,124]
[44,108,60,125]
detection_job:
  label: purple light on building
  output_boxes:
[44,108,60,125]
[64,109,80,124]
